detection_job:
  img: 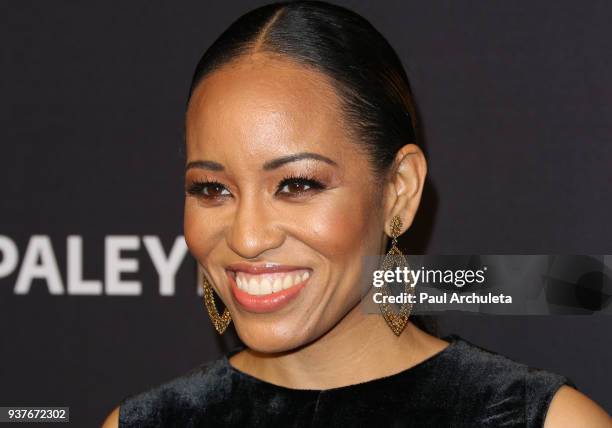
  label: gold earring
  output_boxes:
[202,276,232,335]
[379,215,414,336]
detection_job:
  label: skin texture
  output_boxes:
[183,52,430,357]
[543,386,611,428]
[101,52,610,427]
[185,53,382,354]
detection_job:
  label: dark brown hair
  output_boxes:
[186,0,435,335]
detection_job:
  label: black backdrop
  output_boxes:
[0,1,610,426]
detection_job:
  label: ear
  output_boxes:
[383,144,427,236]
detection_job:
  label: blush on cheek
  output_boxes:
[306,199,375,258]
[183,206,215,262]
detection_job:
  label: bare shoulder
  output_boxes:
[100,405,120,428]
[544,385,611,428]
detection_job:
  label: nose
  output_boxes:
[226,195,285,259]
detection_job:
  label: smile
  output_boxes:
[226,264,311,313]
[235,270,310,295]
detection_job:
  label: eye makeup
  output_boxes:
[185,174,327,201]
[184,159,340,203]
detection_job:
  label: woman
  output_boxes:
[104,1,610,426]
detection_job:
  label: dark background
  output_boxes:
[1,1,610,426]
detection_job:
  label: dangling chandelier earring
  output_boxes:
[379,215,415,336]
[202,276,232,335]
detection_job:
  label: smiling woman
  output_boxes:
[183,51,405,353]
[102,1,610,427]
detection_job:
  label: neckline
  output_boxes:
[223,334,462,393]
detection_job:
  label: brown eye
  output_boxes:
[277,177,325,196]
[186,181,231,199]
[282,181,309,193]
[203,183,229,197]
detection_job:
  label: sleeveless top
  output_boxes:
[118,334,576,427]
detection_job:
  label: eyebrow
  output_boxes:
[185,152,337,172]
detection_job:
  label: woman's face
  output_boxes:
[184,53,387,353]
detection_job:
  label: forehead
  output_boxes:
[185,53,352,160]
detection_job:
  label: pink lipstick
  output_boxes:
[226,263,311,313]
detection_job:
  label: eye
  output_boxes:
[186,180,231,199]
[276,175,326,197]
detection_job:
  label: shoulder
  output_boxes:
[443,336,583,427]
[544,385,610,428]
[116,357,233,427]
[101,405,119,428]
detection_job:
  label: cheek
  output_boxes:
[183,200,220,261]
[295,191,380,259]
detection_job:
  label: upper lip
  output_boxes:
[226,262,310,274]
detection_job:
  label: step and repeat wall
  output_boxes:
[1,1,611,425]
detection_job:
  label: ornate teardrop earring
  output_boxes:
[202,276,232,335]
[379,215,415,336]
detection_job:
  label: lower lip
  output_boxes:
[227,271,309,313]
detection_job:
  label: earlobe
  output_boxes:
[382,144,427,234]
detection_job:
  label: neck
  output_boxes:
[229,302,449,390]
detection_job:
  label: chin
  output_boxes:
[233,319,314,354]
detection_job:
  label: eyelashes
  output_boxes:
[186,179,230,199]
[185,174,327,201]
[277,174,326,196]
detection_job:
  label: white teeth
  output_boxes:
[235,270,310,296]
[248,278,259,295]
[272,277,283,292]
[260,278,272,295]
[282,275,293,290]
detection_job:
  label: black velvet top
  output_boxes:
[118,334,575,427]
